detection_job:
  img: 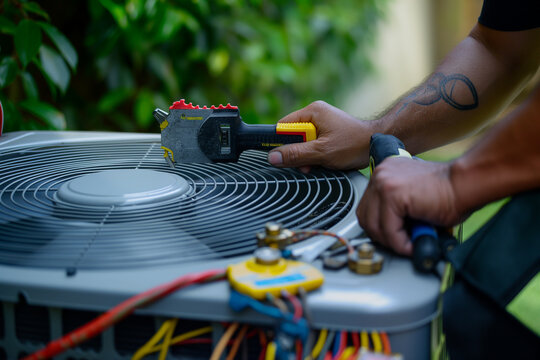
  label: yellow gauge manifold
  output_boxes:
[227,247,324,300]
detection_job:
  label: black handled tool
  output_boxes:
[369,133,441,273]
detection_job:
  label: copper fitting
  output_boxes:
[256,222,293,249]
[348,243,384,275]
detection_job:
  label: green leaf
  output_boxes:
[0,16,16,34]
[19,99,66,129]
[0,97,22,132]
[34,60,58,99]
[97,88,133,113]
[22,2,50,20]
[126,0,144,20]
[134,89,155,128]
[193,0,210,15]
[147,53,178,95]
[0,57,18,88]
[208,48,230,76]
[21,71,39,99]
[39,22,78,69]
[98,0,128,28]
[159,8,199,38]
[15,20,42,67]
[39,45,70,93]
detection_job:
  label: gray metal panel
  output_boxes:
[0,131,160,150]
[0,253,439,331]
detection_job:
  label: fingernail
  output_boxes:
[268,151,283,165]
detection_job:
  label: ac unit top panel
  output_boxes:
[0,131,358,269]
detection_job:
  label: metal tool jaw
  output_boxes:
[154,99,241,164]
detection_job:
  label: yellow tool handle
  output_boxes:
[276,122,317,142]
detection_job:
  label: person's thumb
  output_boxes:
[268,141,320,168]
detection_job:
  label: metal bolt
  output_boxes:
[265,222,282,236]
[254,247,282,265]
[256,222,293,249]
[358,243,375,259]
[348,242,384,275]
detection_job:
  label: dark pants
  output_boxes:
[443,276,540,359]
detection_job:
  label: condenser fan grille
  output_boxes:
[0,139,355,270]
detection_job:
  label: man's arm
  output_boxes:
[450,82,540,216]
[381,24,540,155]
[268,25,540,170]
[357,83,540,255]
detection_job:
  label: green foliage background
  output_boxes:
[1,0,387,133]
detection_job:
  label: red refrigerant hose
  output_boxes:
[22,268,226,360]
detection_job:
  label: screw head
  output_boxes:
[254,247,282,265]
[256,223,293,249]
[348,243,384,275]
[265,222,282,236]
[358,242,374,259]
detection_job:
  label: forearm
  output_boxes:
[356,83,540,256]
[270,25,539,172]
[450,83,540,215]
[374,24,540,155]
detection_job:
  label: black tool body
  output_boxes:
[369,133,441,273]
[198,112,303,162]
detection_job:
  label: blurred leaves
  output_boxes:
[0,16,16,34]
[0,0,77,131]
[15,20,42,67]
[39,22,78,69]
[208,48,230,76]
[39,45,70,93]
[0,57,18,88]
[1,0,387,132]
[97,88,133,113]
[19,99,66,129]
[134,89,155,128]
[98,0,128,28]
[21,2,50,20]
[20,71,39,99]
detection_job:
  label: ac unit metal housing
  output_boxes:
[0,131,440,360]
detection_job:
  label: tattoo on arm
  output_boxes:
[397,72,479,114]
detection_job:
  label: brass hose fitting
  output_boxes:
[256,222,293,249]
[348,242,384,275]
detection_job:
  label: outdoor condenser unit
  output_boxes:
[0,131,441,360]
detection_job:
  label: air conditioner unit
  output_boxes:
[0,131,441,360]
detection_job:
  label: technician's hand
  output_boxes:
[268,101,378,173]
[357,157,462,256]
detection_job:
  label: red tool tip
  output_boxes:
[170,99,238,110]
[170,99,192,110]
